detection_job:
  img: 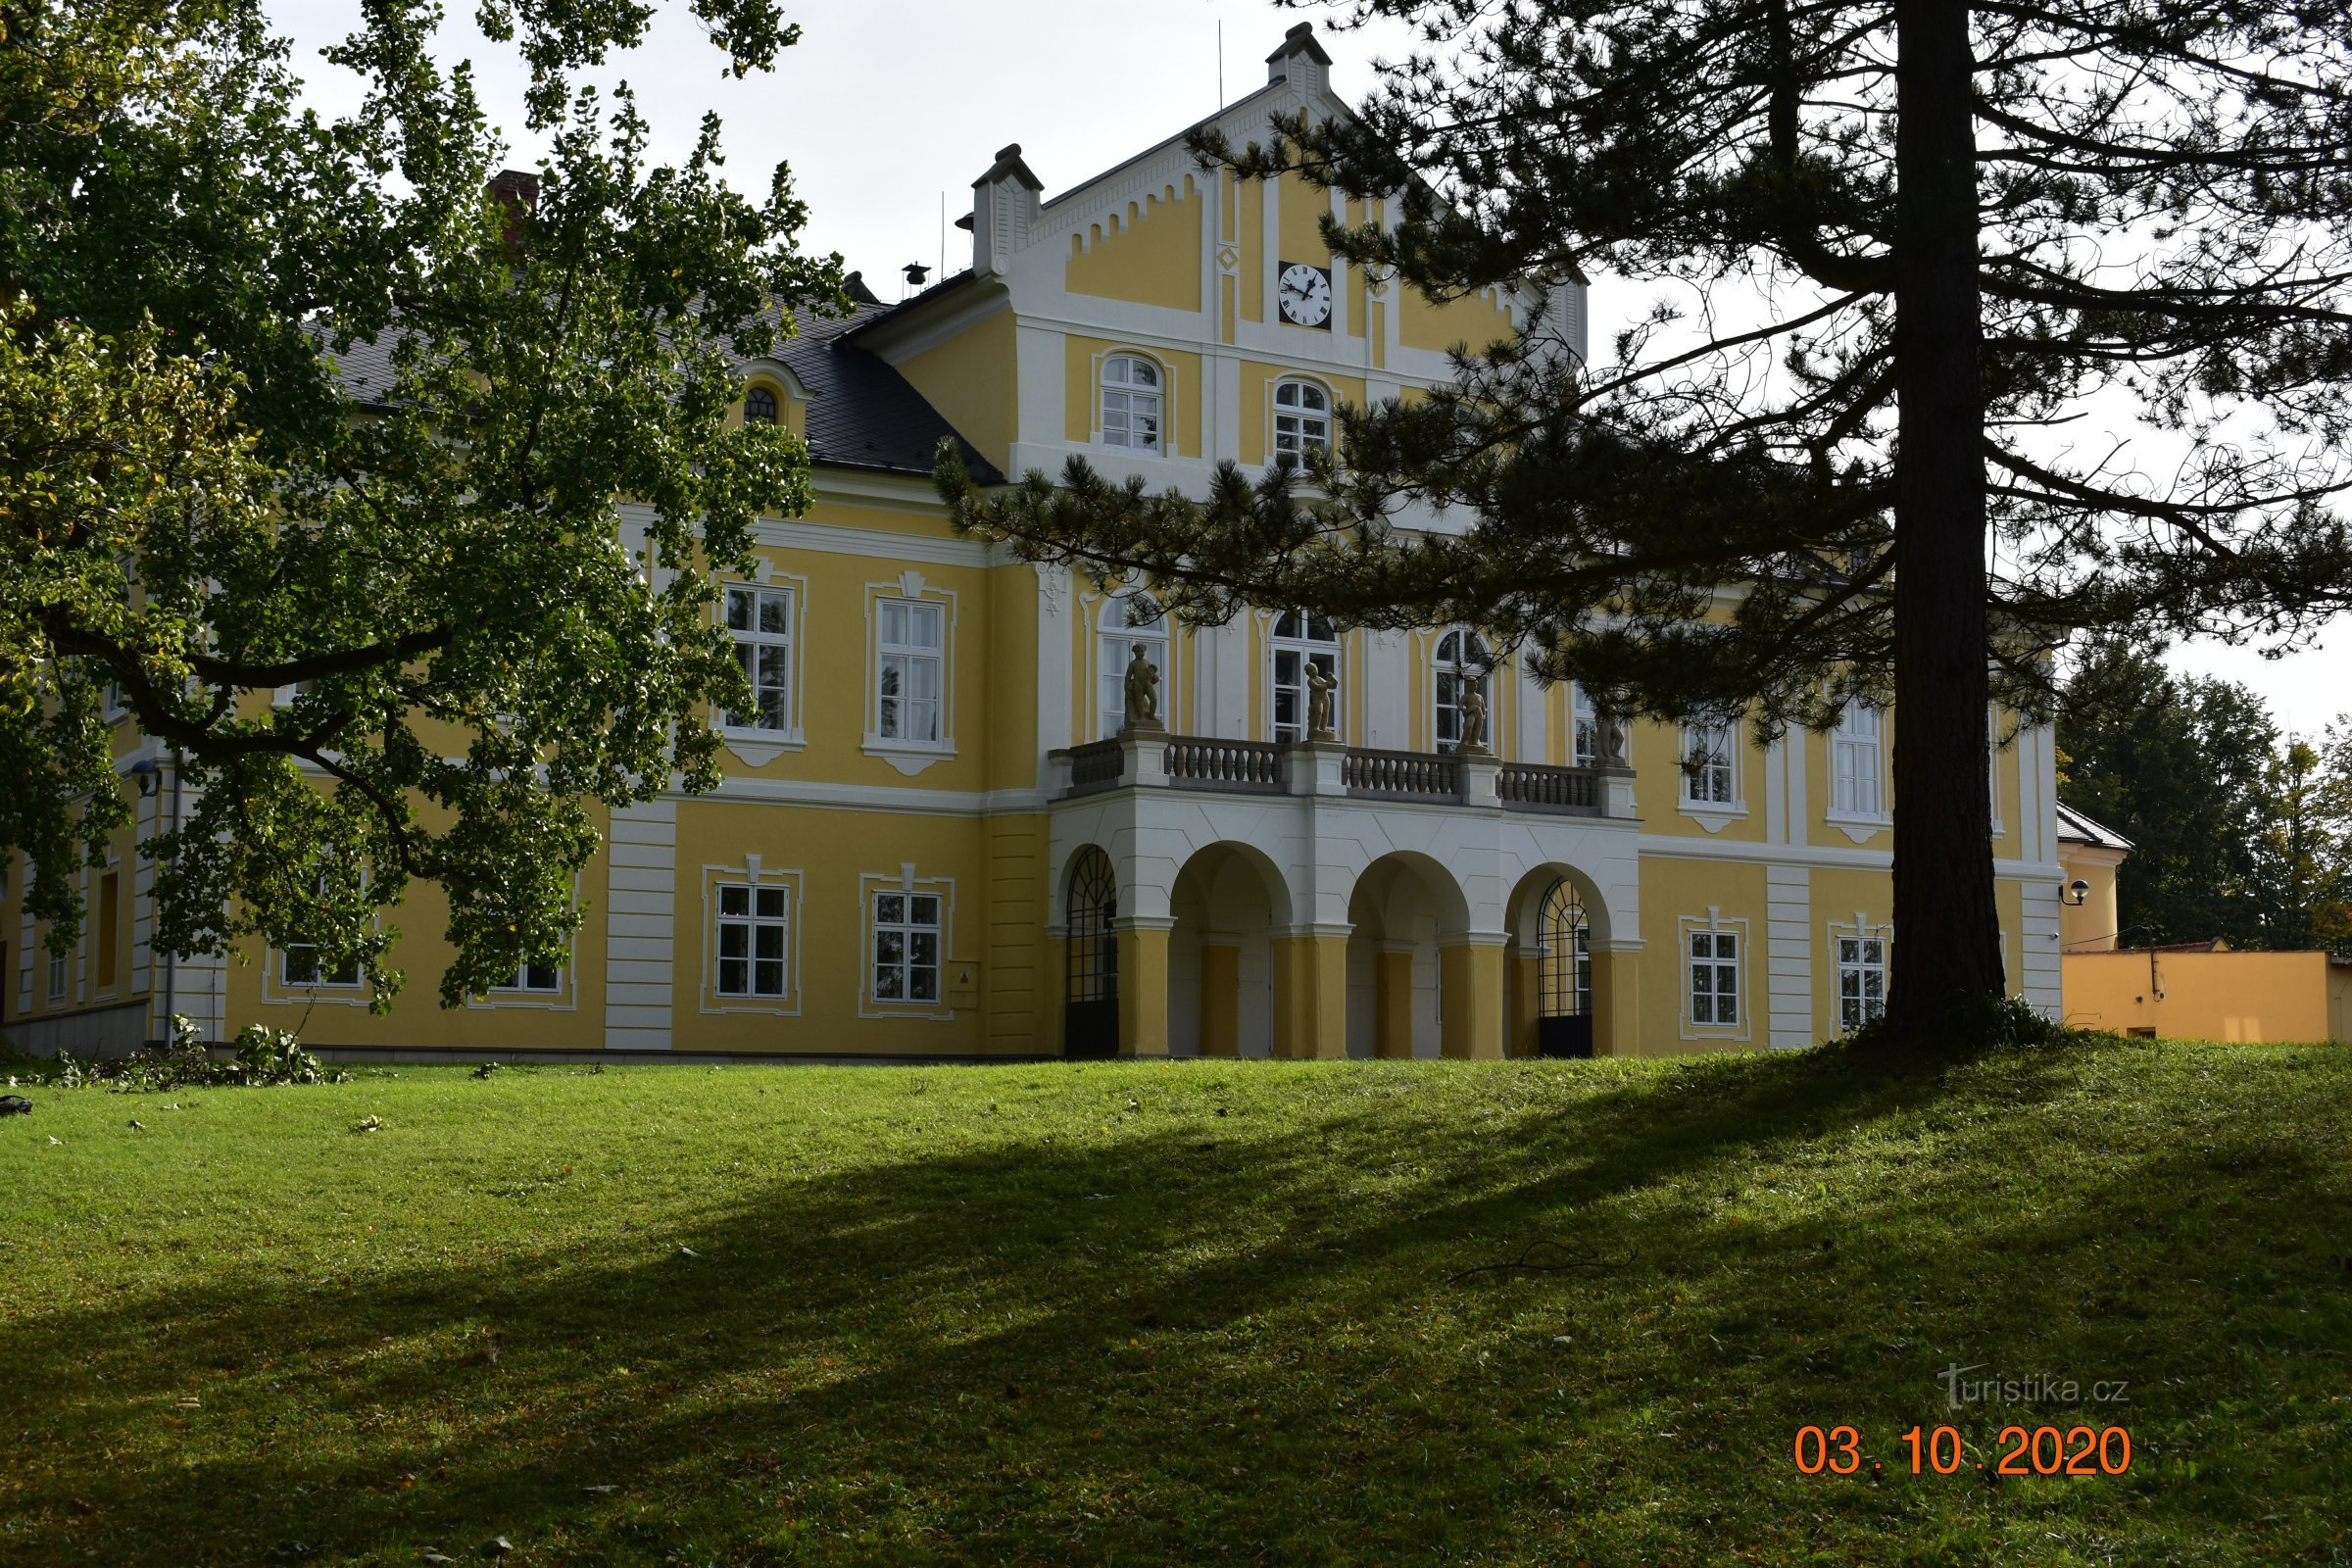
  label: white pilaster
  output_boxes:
[1766,862,1813,1049]
[604,800,678,1051]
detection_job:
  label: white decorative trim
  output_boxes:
[1823,808,1890,846]
[698,862,805,1018]
[861,575,958,766]
[1678,908,1753,1044]
[1765,863,1812,1050]
[1679,801,1750,834]
[858,869,956,1021]
[604,801,677,1050]
[1826,913,1893,1036]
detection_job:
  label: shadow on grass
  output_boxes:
[9,1043,2348,1566]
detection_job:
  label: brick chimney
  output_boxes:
[487,169,540,258]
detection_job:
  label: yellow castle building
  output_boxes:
[3,24,2067,1062]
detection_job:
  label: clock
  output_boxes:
[1277,262,1333,328]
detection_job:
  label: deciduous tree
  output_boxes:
[2,0,842,1004]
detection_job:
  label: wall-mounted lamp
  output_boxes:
[2062,878,2089,906]
[127,759,162,798]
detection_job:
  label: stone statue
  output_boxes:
[1602,713,1628,764]
[1306,662,1338,740]
[1456,682,1489,754]
[1121,643,1162,730]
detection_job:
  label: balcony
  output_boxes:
[1053,732,1632,818]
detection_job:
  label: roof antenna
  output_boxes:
[1217,19,1225,108]
[939,191,947,283]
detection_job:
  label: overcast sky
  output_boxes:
[264,0,2349,741]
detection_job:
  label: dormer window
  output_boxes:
[1101,355,1162,453]
[1273,379,1331,463]
[745,386,779,425]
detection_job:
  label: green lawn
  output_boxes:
[2,1037,2347,1566]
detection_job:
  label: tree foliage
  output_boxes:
[938,0,2352,1029]
[2058,637,2351,954]
[1,0,843,1005]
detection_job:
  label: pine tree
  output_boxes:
[938,2,2352,1036]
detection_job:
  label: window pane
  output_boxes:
[755,925,785,960]
[755,959,785,996]
[881,601,906,644]
[756,888,786,919]
[876,894,904,924]
[726,589,754,631]
[759,594,789,635]
[718,957,747,994]
[911,896,939,926]
[874,964,903,1000]
[718,925,748,958]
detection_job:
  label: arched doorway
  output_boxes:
[1536,878,1594,1057]
[1166,842,1288,1057]
[1065,847,1119,1058]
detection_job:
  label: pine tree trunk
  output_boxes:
[1886,0,2007,1033]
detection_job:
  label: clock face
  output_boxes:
[1278,262,1334,327]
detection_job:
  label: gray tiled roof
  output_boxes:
[2055,801,2133,852]
[779,302,1001,483]
[316,303,1000,485]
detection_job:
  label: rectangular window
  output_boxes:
[724,585,794,732]
[282,946,361,987]
[715,883,790,998]
[1683,721,1736,805]
[1572,684,1599,767]
[1689,928,1740,1025]
[48,944,68,1002]
[872,890,942,1004]
[496,960,564,994]
[876,598,945,744]
[1838,935,1888,1030]
[1833,704,1884,816]
[96,873,119,991]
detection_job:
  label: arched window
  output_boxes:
[1098,591,1167,740]
[1537,879,1593,1056]
[1272,378,1330,463]
[1433,628,1492,752]
[1101,355,1163,453]
[1270,610,1341,743]
[744,385,779,424]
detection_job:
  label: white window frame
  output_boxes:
[1097,590,1169,741]
[1572,682,1600,768]
[860,869,955,1019]
[1829,702,1887,823]
[1680,910,1749,1039]
[494,959,565,994]
[1432,628,1492,753]
[1269,610,1342,744]
[1100,354,1165,454]
[1833,921,1890,1032]
[1270,377,1332,465]
[863,575,956,771]
[1679,717,1746,829]
[698,865,803,1016]
[47,943,68,1003]
[720,582,800,741]
[714,881,793,1001]
[280,944,362,990]
[1987,705,2008,838]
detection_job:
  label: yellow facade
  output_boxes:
[1,24,2068,1064]
[2065,949,2342,1043]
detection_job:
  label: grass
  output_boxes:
[2,1036,2348,1566]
